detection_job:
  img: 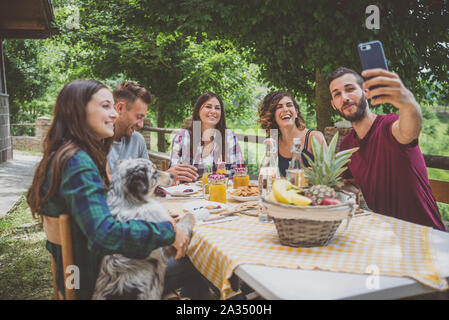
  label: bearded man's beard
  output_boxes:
[339,95,368,122]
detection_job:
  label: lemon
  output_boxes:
[288,190,312,206]
[272,179,293,204]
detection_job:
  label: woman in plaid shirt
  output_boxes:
[27,80,190,299]
[169,92,244,178]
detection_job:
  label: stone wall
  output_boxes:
[11,116,52,152]
[12,136,41,151]
[0,93,12,163]
[35,116,51,142]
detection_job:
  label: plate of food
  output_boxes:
[229,184,259,202]
[160,184,201,196]
[183,200,229,215]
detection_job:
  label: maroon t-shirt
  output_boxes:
[340,114,445,231]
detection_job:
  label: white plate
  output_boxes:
[183,200,229,215]
[161,184,201,196]
[228,194,259,202]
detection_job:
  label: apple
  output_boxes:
[320,198,341,206]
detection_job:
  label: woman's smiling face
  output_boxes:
[199,97,221,128]
[274,95,297,129]
[85,88,117,139]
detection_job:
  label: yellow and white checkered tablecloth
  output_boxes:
[167,201,448,300]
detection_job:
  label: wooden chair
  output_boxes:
[42,214,77,300]
[429,179,449,205]
[161,159,169,171]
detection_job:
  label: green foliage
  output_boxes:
[139,0,449,128]
[4,40,54,123]
[420,105,449,157]
[4,0,265,131]
[51,0,263,128]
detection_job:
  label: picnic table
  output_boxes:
[161,192,449,300]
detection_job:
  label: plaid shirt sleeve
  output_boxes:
[225,129,244,175]
[60,151,175,259]
[169,130,190,166]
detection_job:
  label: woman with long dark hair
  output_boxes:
[258,91,327,176]
[169,92,244,177]
[27,80,190,299]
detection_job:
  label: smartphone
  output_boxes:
[358,40,388,99]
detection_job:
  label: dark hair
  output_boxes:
[327,67,364,88]
[258,91,306,136]
[27,80,113,219]
[113,81,153,109]
[188,92,227,163]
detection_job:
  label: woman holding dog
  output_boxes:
[27,80,191,299]
[169,92,244,178]
[258,91,327,176]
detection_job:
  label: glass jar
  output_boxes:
[204,173,227,203]
[233,167,250,189]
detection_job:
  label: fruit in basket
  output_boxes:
[320,197,341,206]
[303,133,358,205]
[288,191,312,206]
[272,179,311,206]
[306,185,337,204]
[272,179,293,204]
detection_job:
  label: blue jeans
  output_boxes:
[163,256,218,300]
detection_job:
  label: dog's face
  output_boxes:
[113,159,173,203]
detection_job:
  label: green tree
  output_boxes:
[136,0,449,131]
[53,0,263,151]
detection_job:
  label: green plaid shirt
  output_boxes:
[42,150,175,299]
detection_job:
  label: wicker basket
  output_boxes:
[262,192,356,248]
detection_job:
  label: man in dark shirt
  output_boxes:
[327,67,444,230]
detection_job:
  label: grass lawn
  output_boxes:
[0,195,53,300]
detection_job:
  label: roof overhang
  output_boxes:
[0,0,54,39]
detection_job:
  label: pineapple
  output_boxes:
[303,132,358,205]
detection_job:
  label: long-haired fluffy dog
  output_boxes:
[92,158,195,300]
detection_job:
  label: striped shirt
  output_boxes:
[42,150,175,299]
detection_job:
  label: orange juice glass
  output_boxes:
[233,167,250,189]
[203,173,227,203]
[210,183,227,203]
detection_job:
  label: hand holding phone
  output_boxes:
[358,40,388,100]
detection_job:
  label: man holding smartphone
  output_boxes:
[327,67,445,231]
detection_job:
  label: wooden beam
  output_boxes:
[423,154,449,171]
[143,126,177,134]
[0,0,54,39]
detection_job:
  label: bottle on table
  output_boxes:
[217,160,227,175]
[258,138,280,223]
[286,137,308,187]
